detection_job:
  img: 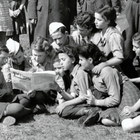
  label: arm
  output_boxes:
[129,77,140,83]
[89,67,121,107]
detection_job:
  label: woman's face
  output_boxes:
[132,41,140,57]
[58,53,73,71]
[32,49,47,64]
[94,12,109,30]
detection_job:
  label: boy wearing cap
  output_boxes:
[2,38,31,94]
[49,22,77,51]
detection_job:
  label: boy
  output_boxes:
[49,22,77,51]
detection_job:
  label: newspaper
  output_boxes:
[10,68,56,92]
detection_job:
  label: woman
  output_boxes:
[91,5,124,74]
[77,42,140,129]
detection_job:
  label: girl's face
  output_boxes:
[94,12,109,30]
[58,53,73,71]
[12,50,24,65]
[132,41,140,57]
[53,61,65,76]
[79,55,92,71]
[32,49,47,64]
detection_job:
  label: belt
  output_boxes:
[132,0,140,3]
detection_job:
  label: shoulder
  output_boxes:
[90,31,101,45]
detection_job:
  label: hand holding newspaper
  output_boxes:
[10,68,56,92]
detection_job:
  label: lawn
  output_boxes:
[2,1,140,139]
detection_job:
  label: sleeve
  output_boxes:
[97,67,121,107]
[109,32,124,59]
[27,0,38,19]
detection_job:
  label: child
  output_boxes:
[71,12,98,46]
[90,5,124,74]
[53,55,65,104]
[50,45,100,127]
[0,46,32,126]
[77,42,140,129]
[120,32,140,133]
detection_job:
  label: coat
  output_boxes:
[27,0,77,39]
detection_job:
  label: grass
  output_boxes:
[3,1,140,139]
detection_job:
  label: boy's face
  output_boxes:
[132,41,140,57]
[76,25,91,37]
[51,31,67,47]
[32,49,47,64]
[0,51,8,68]
[79,55,92,71]
[12,50,24,65]
[58,53,73,71]
[53,61,64,76]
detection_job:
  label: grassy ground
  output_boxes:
[2,1,140,139]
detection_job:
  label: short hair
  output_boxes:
[31,36,52,53]
[0,46,9,54]
[73,12,97,32]
[132,32,140,46]
[77,42,107,66]
[52,53,60,64]
[95,5,117,27]
[57,45,79,65]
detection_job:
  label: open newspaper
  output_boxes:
[10,68,56,92]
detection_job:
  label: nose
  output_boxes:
[133,47,136,52]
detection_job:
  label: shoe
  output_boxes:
[3,116,16,126]
[78,109,99,127]
[83,110,99,127]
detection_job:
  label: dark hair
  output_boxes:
[73,12,97,32]
[52,53,60,64]
[96,5,117,27]
[31,36,52,53]
[57,45,79,65]
[77,42,107,66]
[0,46,9,54]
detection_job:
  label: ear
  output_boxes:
[71,57,75,64]
[88,57,93,64]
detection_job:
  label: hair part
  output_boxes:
[73,12,97,32]
[31,36,52,53]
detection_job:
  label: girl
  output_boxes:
[91,5,124,74]
[77,42,140,130]
[50,45,100,126]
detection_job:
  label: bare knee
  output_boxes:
[121,119,134,133]
[101,118,119,126]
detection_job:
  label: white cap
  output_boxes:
[49,22,65,35]
[6,38,20,56]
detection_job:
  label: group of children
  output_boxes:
[0,5,140,134]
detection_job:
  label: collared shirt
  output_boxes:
[70,64,93,98]
[90,27,124,59]
[92,66,127,107]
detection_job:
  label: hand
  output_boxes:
[27,90,36,97]
[85,94,97,106]
[92,62,106,74]
[55,102,67,115]
[9,9,14,17]
[13,9,21,17]
[121,106,134,116]
[30,19,37,25]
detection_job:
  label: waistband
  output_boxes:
[132,0,140,3]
